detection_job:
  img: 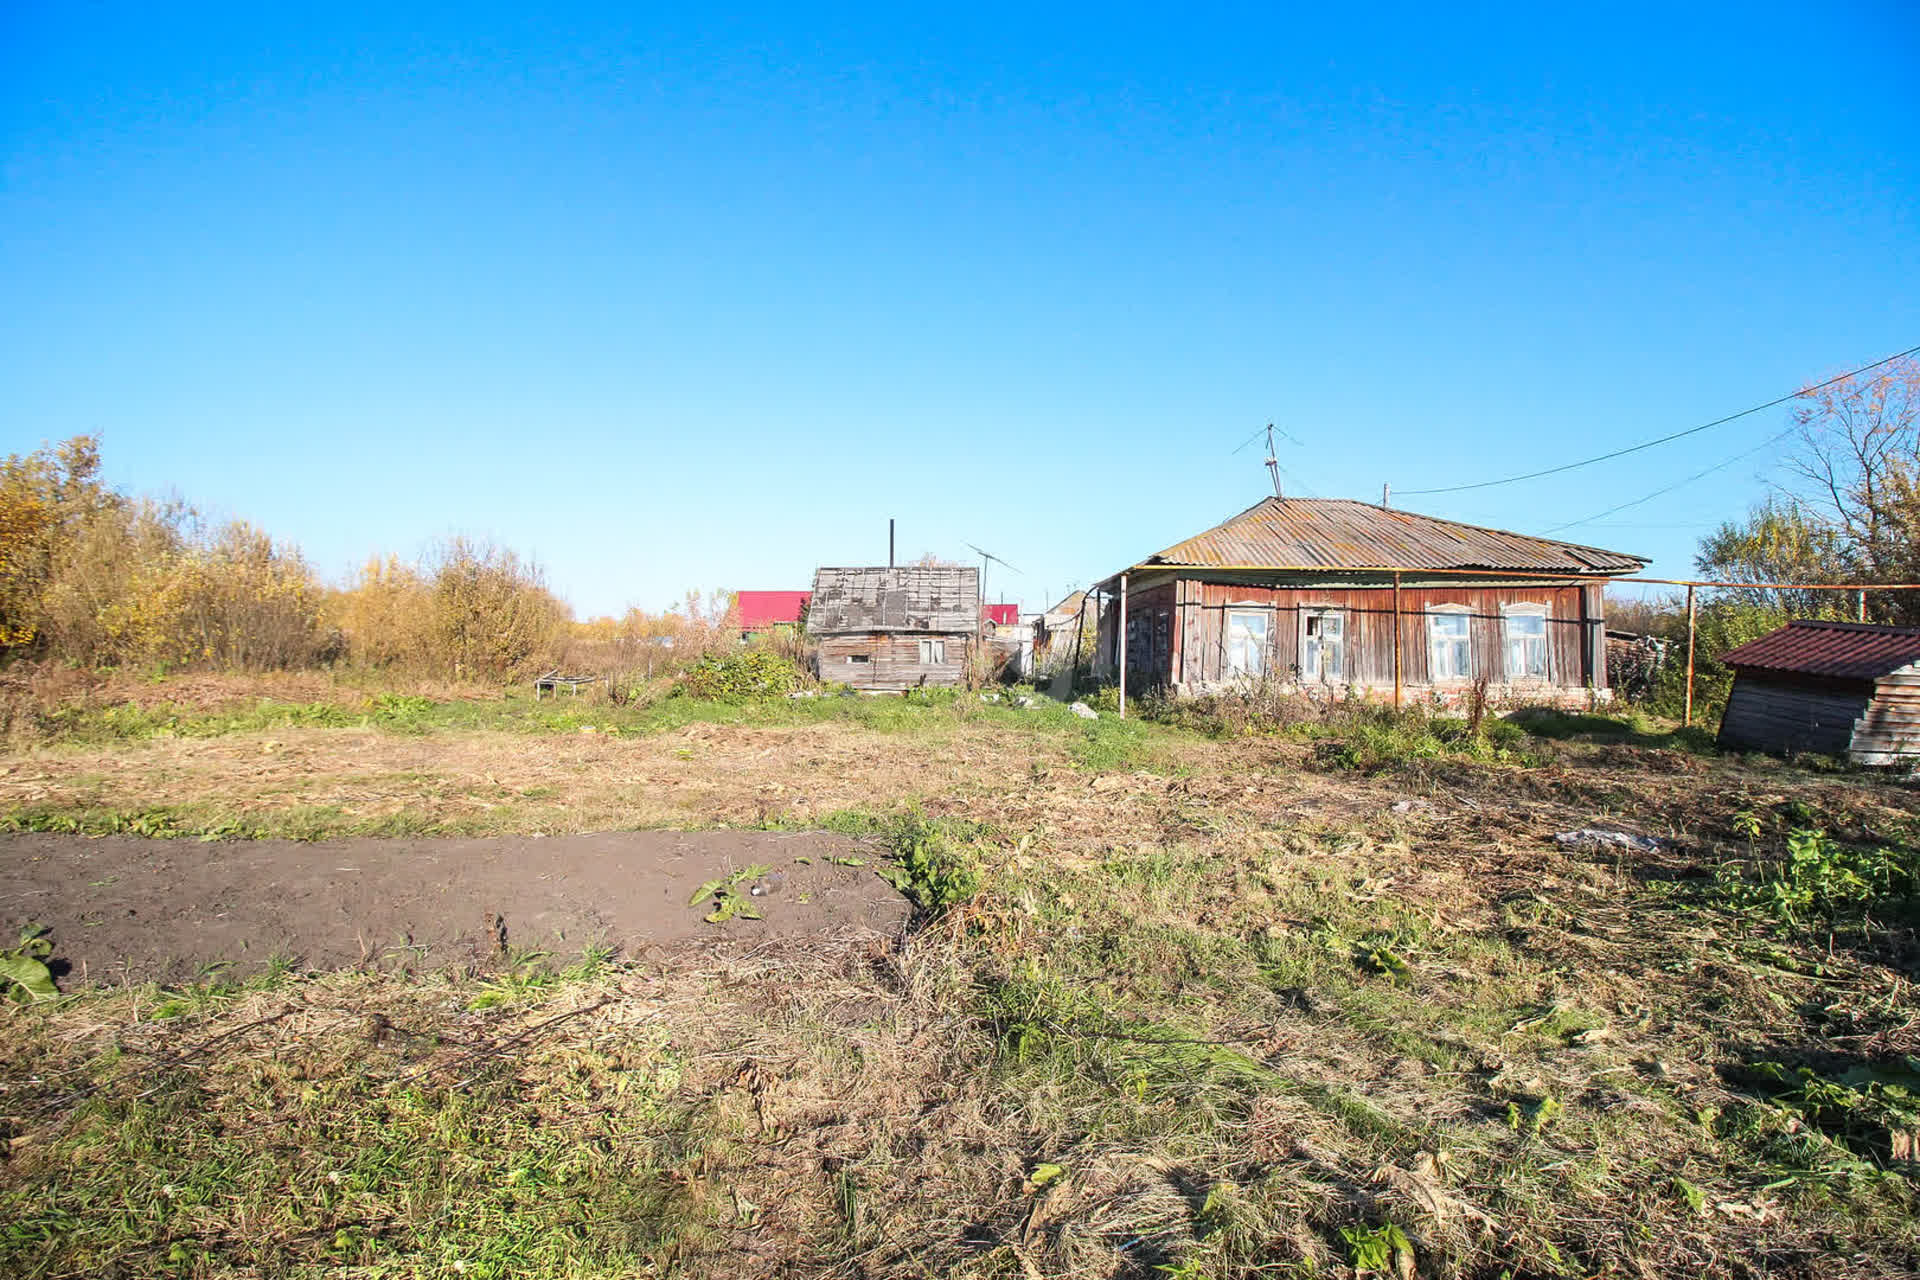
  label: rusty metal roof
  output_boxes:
[807,566,980,633]
[1720,620,1920,679]
[1127,498,1647,575]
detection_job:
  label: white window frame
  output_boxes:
[1226,609,1269,678]
[1502,603,1549,681]
[918,638,947,665]
[1300,608,1346,683]
[1426,605,1472,683]
[847,654,871,664]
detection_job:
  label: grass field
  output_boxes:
[2,677,1918,1278]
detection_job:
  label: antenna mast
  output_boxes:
[1265,423,1283,498]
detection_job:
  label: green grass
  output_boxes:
[7,690,1920,1277]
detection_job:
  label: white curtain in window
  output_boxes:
[1503,610,1547,679]
[1227,611,1268,677]
[1428,611,1470,681]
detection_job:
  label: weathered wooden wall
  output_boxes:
[817,632,971,692]
[1105,579,1600,692]
[1718,673,1872,758]
[1857,669,1920,763]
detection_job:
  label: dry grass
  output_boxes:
[3,681,1920,1277]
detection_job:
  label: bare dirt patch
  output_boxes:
[1,829,906,985]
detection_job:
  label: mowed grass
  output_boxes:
[3,683,1920,1277]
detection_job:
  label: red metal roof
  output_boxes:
[736,590,809,630]
[1127,498,1647,576]
[983,603,1019,627]
[1720,620,1920,679]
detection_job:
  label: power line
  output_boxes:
[1544,425,1797,534]
[1401,343,1920,497]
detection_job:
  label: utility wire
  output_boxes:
[1402,343,1920,497]
[1544,425,1797,534]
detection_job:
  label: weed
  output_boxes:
[1340,1221,1412,1275]
[876,821,982,920]
[1718,826,1919,930]
[680,651,803,699]
[0,926,57,1003]
[688,866,770,923]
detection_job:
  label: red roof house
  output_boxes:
[736,590,810,633]
[983,603,1020,628]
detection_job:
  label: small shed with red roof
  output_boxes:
[1718,620,1920,764]
[736,590,810,636]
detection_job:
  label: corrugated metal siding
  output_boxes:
[1139,498,1646,574]
[808,566,981,634]
[1720,621,1920,680]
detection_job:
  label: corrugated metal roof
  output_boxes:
[1720,620,1920,679]
[736,590,810,630]
[1130,498,1648,575]
[983,603,1019,627]
[807,566,980,634]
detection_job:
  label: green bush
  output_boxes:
[679,650,802,700]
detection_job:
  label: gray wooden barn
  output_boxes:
[1718,620,1920,765]
[808,566,979,691]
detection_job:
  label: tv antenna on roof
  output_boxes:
[964,542,1023,609]
[1231,422,1296,498]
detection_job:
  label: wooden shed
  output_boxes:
[1091,497,1648,705]
[807,566,980,691]
[1717,621,1920,765]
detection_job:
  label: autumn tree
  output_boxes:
[1698,356,1920,623]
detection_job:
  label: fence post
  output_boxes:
[1683,585,1697,728]
[1392,571,1403,710]
[1118,573,1129,720]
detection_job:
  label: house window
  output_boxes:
[1301,609,1345,682]
[918,639,947,664]
[1226,610,1269,677]
[847,654,870,664]
[1503,605,1548,680]
[1427,607,1471,682]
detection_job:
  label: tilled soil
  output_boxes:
[1,829,906,985]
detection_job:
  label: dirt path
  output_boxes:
[0,830,906,986]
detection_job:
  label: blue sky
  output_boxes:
[4,2,1916,615]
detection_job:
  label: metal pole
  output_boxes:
[888,519,895,569]
[1119,573,1129,719]
[1858,588,1867,623]
[1392,572,1403,710]
[1684,585,1697,728]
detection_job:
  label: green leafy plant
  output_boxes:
[689,865,770,923]
[680,651,802,699]
[1340,1221,1413,1274]
[876,823,981,918]
[0,925,57,1002]
[1507,1093,1563,1135]
[1719,826,1918,928]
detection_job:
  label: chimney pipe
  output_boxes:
[888,518,895,569]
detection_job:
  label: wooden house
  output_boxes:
[1092,497,1647,704]
[1717,621,1920,764]
[808,566,980,691]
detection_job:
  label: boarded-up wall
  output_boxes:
[817,632,971,692]
[1104,578,1598,692]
